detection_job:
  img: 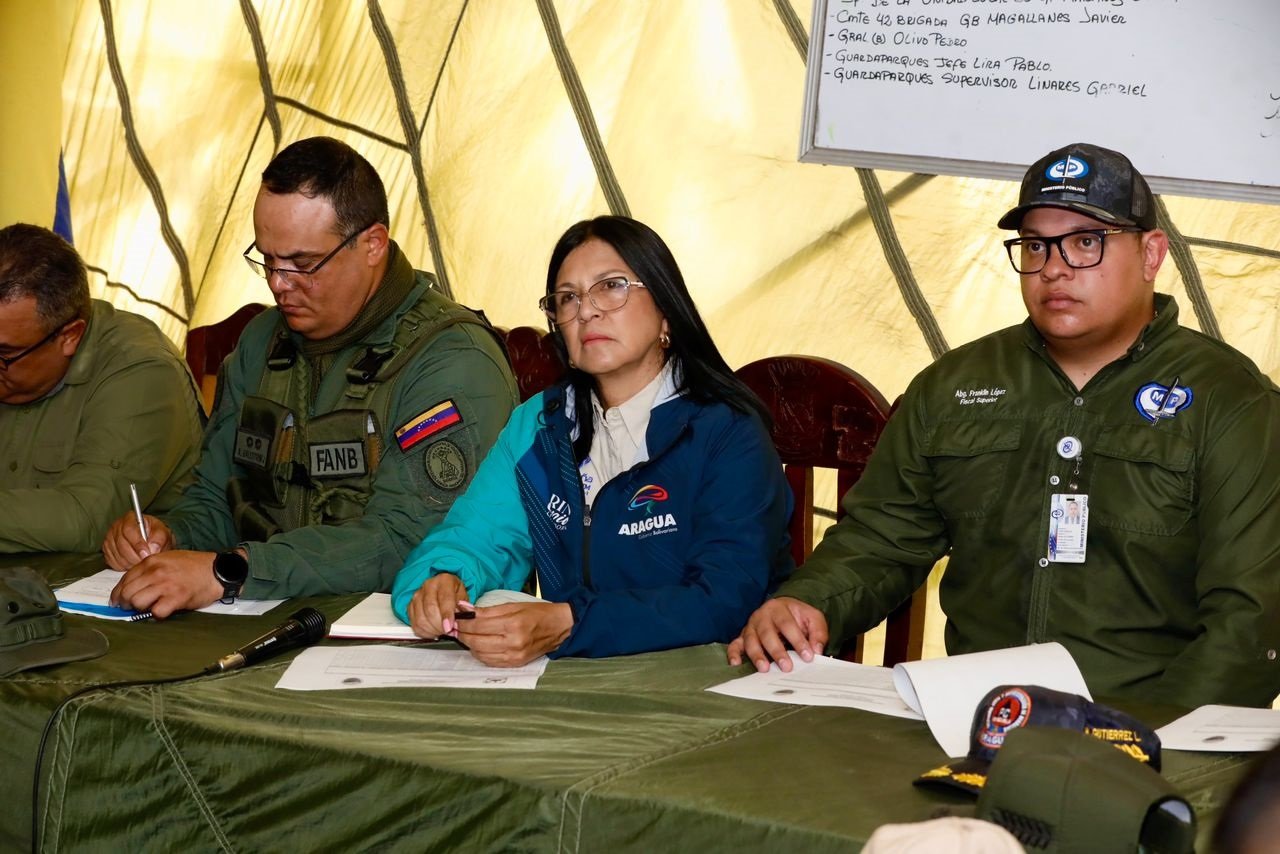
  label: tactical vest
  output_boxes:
[226,287,502,541]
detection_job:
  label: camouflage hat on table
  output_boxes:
[998,142,1157,231]
[976,726,1195,854]
[914,684,1161,796]
[0,566,108,677]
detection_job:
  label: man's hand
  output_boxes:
[727,597,829,673]
[407,573,470,639]
[455,602,573,667]
[102,512,175,570]
[109,550,225,619]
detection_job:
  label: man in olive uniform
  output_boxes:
[103,137,517,615]
[0,224,203,553]
[730,143,1280,709]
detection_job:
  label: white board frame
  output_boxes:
[800,0,1280,204]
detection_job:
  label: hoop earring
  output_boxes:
[659,332,670,349]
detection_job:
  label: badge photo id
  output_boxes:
[1047,493,1088,563]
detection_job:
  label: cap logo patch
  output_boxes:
[978,687,1032,750]
[1046,155,1089,181]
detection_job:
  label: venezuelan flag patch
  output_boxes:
[395,400,462,452]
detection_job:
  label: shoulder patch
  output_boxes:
[396,400,462,452]
[424,440,467,490]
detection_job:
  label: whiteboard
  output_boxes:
[800,0,1280,204]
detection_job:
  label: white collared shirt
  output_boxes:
[579,361,677,509]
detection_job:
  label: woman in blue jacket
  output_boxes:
[391,216,792,665]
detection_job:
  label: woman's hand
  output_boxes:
[456,602,574,667]
[407,573,470,639]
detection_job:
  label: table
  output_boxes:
[2,554,1252,852]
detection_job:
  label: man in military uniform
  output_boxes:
[0,224,203,552]
[730,143,1280,709]
[103,137,517,615]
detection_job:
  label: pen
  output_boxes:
[1150,375,1181,427]
[129,482,150,540]
[453,611,476,620]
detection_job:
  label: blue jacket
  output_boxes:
[391,380,793,657]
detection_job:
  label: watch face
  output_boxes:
[214,551,249,585]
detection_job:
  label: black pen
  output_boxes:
[453,611,476,621]
[1151,375,1181,426]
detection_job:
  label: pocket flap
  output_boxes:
[926,419,1023,458]
[1093,426,1193,472]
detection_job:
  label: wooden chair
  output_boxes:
[736,355,926,667]
[185,304,268,414]
[503,325,566,401]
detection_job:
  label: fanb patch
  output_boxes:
[233,429,271,469]
[424,440,467,490]
[396,400,462,452]
[309,441,367,478]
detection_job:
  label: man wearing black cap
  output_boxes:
[730,143,1280,709]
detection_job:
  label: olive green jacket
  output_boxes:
[781,295,1280,708]
[0,300,204,552]
[162,271,517,599]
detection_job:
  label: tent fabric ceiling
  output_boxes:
[54,0,1279,407]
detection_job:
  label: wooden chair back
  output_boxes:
[185,304,268,414]
[503,325,566,401]
[736,355,925,667]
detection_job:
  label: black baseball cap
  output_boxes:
[976,727,1195,854]
[0,567,108,677]
[914,684,1161,796]
[998,142,1157,231]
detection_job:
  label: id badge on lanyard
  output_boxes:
[1048,436,1088,563]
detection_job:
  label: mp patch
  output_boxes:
[1134,381,1193,423]
[424,440,467,490]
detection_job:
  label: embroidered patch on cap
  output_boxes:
[395,400,462,452]
[424,440,467,490]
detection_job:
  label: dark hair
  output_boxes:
[544,216,770,460]
[261,137,389,236]
[1213,742,1280,853]
[0,224,91,330]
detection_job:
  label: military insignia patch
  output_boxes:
[233,429,271,469]
[424,440,467,490]
[395,400,462,452]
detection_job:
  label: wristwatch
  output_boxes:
[212,551,249,604]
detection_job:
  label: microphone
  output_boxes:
[205,607,327,674]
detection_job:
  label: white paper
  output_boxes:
[707,653,923,720]
[892,642,1091,757]
[55,569,286,619]
[329,590,549,640]
[329,593,416,639]
[1156,705,1280,752]
[275,644,548,691]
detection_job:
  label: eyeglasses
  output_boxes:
[242,221,376,288]
[538,277,647,324]
[0,322,67,371]
[1003,227,1143,274]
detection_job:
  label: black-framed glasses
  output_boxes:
[0,322,67,371]
[1003,227,1143,274]
[538,277,648,324]
[242,221,376,287]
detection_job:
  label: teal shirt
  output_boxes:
[781,295,1280,708]
[162,273,518,599]
[0,300,204,552]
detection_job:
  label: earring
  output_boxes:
[659,332,670,349]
